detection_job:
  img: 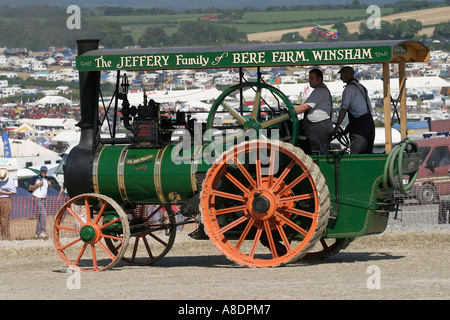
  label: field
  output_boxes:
[96,8,394,42]
[234,9,392,33]
[248,6,450,42]
[93,6,449,43]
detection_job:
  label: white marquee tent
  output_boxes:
[35,95,73,106]
[0,138,58,157]
[127,87,222,105]
[278,76,449,101]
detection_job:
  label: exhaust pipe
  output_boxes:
[65,39,100,197]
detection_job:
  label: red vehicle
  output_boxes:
[413,134,450,203]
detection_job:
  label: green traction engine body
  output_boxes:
[64,39,419,246]
[94,145,199,206]
[92,144,399,239]
[314,153,395,238]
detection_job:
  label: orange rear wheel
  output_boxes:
[201,140,329,267]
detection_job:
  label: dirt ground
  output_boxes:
[0,229,449,301]
[248,7,450,42]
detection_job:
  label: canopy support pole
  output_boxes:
[398,60,407,140]
[113,70,121,138]
[383,62,392,153]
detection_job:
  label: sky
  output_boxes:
[0,0,445,10]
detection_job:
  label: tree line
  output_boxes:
[0,16,245,50]
[0,17,134,50]
[102,0,445,15]
[137,21,246,47]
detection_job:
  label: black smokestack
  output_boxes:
[76,39,100,150]
[64,39,100,197]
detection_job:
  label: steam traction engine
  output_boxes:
[53,40,422,271]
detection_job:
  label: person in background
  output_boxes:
[0,168,16,240]
[294,68,333,155]
[334,66,375,154]
[29,166,51,238]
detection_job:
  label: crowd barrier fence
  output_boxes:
[1,190,449,241]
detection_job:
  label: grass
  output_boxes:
[94,13,205,41]
[98,13,205,24]
[242,9,386,24]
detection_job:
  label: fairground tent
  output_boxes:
[278,76,449,100]
[35,95,72,106]
[0,138,58,157]
[127,87,222,105]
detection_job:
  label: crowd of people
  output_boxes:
[0,104,77,121]
[0,166,52,240]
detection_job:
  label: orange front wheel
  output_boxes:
[200,140,330,267]
[53,193,130,272]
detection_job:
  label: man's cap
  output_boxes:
[338,66,355,75]
[0,168,8,182]
[40,166,48,171]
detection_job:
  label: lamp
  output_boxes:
[121,74,129,94]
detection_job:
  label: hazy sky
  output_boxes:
[0,0,445,10]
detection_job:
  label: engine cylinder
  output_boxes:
[93,144,203,206]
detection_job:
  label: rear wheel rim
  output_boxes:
[201,139,329,267]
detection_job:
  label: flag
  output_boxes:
[2,131,11,158]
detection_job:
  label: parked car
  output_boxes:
[411,135,450,203]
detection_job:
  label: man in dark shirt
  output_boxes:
[334,66,375,154]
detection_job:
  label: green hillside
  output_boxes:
[95,8,395,42]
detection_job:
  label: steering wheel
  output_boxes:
[206,82,299,146]
[332,124,350,150]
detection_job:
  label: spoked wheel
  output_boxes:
[303,237,354,260]
[201,139,330,267]
[53,193,130,272]
[206,82,299,146]
[106,204,176,266]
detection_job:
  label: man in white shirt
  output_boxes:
[29,166,51,237]
[0,168,16,240]
[295,69,333,155]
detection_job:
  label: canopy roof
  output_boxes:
[76,40,429,72]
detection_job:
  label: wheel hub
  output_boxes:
[248,189,278,221]
[252,193,271,213]
[243,119,262,133]
[80,224,101,244]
